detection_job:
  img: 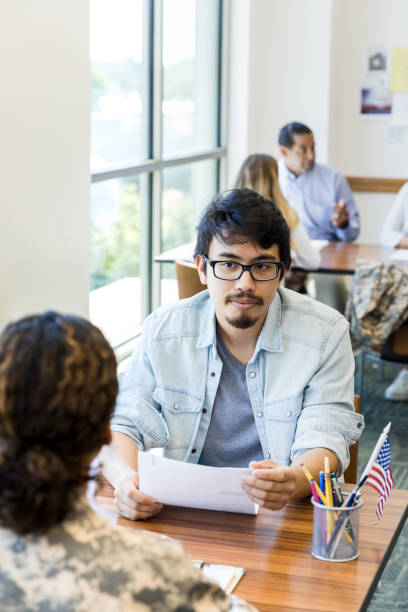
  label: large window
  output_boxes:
[91,0,148,166]
[90,0,226,352]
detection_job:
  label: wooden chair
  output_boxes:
[383,321,408,359]
[343,395,360,484]
[175,260,206,299]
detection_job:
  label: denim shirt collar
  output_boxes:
[255,291,283,354]
[197,297,217,349]
[196,292,283,355]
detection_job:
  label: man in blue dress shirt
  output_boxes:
[278,122,360,311]
[278,122,360,242]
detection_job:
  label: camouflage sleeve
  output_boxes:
[138,535,258,611]
[0,502,259,611]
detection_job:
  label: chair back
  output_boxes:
[343,395,360,484]
[175,260,205,299]
[381,320,408,362]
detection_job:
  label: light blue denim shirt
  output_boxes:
[278,159,360,242]
[112,289,364,473]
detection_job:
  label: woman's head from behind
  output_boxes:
[234,153,298,233]
[235,153,280,203]
[0,311,118,535]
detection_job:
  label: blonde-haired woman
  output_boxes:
[234,154,320,270]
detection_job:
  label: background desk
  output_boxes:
[155,242,408,274]
[94,481,408,612]
[317,243,407,275]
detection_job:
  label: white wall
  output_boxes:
[227,0,408,243]
[228,0,333,183]
[0,1,89,329]
[227,0,252,182]
[329,0,408,177]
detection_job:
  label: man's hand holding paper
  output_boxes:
[114,468,163,520]
[241,460,297,511]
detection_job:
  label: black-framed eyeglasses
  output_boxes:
[201,255,283,281]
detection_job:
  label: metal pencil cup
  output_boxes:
[311,493,363,562]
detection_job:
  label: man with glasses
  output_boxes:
[103,189,364,520]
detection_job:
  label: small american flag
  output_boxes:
[366,438,394,521]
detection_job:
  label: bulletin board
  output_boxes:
[360,44,408,125]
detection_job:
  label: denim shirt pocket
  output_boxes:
[152,386,203,452]
[263,394,303,464]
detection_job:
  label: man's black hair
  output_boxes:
[278,122,313,148]
[194,188,291,277]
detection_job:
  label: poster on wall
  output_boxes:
[391,46,408,92]
[390,46,408,126]
[360,45,392,115]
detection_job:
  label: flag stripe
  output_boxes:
[367,470,387,495]
[366,438,393,521]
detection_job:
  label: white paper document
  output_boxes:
[138,451,259,514]
[193,561,246,594]
[390,249,408,261]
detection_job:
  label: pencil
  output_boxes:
[301,464,327,546]
[324,457,334,506]
[331,472,344,505]
[324,457,334,538]
[301,464,328,506]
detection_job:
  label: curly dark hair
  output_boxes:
[0,311,118,535]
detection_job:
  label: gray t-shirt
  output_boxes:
[199,333,264,468]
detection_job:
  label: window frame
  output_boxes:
[90,0,228,360]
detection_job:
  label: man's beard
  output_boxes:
[225,312,259,329]
[224,290,263,329]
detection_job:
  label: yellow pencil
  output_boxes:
[324,457,334,506]
[302,463,353,545]
[301,464,328,506]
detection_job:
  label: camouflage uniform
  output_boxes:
[345,259,408,353]
[0,496,257,611]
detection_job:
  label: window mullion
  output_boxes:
[152,0,163,161]
[151,0,164,310]
[140,0,155,320]
[218,0,228,191]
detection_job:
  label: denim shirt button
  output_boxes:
[202,408,207,414]
[210,372,216,377]
[265,452,270,459]
[174,403,179,409]
[249,371,256,378]
[286,410,292,417]
[257,411,263,418]
[191,448,197,454]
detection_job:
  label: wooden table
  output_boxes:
[317,242,406,275]
[94,481,408,612]
[155,241,408,275]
